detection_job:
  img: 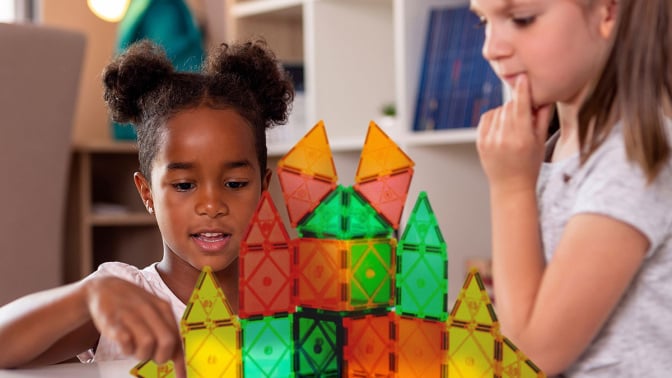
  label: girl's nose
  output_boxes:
[481,24,513,62]
[195,188,228,218]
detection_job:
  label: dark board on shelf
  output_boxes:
[413,6,502,131]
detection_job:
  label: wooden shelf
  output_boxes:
[403,128,478,147]
[268,135,364,157]
[66,143,161,281]
[89,212,156,227]
[231,0,303,18]
[74,139,137,153]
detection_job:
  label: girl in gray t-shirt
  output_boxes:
[471,0,672,376]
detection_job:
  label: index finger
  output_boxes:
[513,74,533,122]
[172,349,186,378]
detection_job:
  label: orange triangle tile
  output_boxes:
[277,120,338,182]
[356,121,414,183]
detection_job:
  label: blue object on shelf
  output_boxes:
[413,6,502,131]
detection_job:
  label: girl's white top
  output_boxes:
[77,262,186,362]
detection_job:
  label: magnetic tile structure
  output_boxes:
[240,314,294,377]
[180,267,240,378]
[295,237,396,312]
[396,191,449,321]
[447,270,544,378]
[239,191,294,318]
[130,120,545,377]
[130,359,176,378]
[131,266,241,378]
[276,120,338,227]
[354,121,415,229]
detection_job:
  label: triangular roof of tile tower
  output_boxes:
[355,121,415,183]
[242,191,291,247]
[278,120,415,233]
[277,120,337,182]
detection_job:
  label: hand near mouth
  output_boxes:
[476,74,554,194]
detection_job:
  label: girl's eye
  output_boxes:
[173,182,195,191]
[225,181,248,190]
[512,16,535,27]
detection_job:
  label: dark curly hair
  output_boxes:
[102,39,294,183]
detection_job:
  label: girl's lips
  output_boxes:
[502,73,520,86]
[191,232,231,252]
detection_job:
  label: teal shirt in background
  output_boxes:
[113,0,205,139]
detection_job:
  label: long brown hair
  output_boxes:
[578,0,672,182]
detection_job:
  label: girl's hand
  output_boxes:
[84,276,186,378]
[476,74,553,194]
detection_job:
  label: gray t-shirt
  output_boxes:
[537,121,672,377]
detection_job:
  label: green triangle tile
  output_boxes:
[400,192,446,250]
[297,185,393,239]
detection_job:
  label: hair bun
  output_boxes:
[102,40,175,124]
[206,39,294,128]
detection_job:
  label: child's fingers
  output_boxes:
[513,74,532,123]
[173,349,187,378]
[138,300,181,364]
[477,108,496,149]
[118,314,157,361]
[495,102,511,142]
[534,104,554,142]
[107,323,134,356]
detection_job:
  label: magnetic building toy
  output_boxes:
[131,121,545,377]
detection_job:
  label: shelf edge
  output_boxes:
[74,139,138,153]
[89,213,157,227]
[402,128,478,147]
[231,0,304,18]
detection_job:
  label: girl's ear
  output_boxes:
[134,172,154,214]
[599,0,618,39]
[262,168,272,192]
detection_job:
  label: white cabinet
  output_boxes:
[226,0,491,303]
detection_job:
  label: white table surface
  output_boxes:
[0,360,138,377]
